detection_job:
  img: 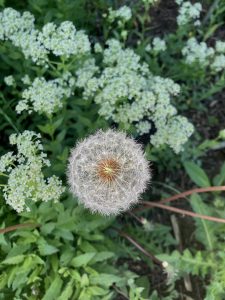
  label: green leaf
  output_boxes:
[41,223,55,235]
[90,273,122,287]
[89,251,114,264]
[60,248,75,266]
[87,286,107,296]
[42,275,63,300]
[71,252,96,268]
[58,280,74,300]
[0,273,7,289]
[38,241,59,256]
[38,124,55,136]
[1,255,25,265]
[184,161,210,187]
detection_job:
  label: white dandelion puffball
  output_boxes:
[67,129,151,215]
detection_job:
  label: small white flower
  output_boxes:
[145,44,152,52]
[136,121,151,134]
[152,37,166,52]
[4,75,15,86]
[94,42,103,53]
[67,129,150,215]
[211,54,225,72]
[0,152,15,173]
[21,74,31,85]
[215,41,225,54]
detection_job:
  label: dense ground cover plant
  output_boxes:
[0,0,225,299]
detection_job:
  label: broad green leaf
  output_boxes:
[71,252,96,268]
[90,273,122,287]
[184,161,210,187]
[60,248,75,266]
[41,223,55,235]
[38,242,59,256]
[87,286,107,296]
[1,255,24,265]
[89,251,114,264]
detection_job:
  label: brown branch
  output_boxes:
[142,201,225,224]
[159,186,225,204]
[0,223,40,234]
[113,227,163,267]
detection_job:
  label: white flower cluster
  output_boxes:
[145,37,166,53]
[42,21,90,57]
[4,75,15,86]
[0,8,90,64]
[107,6,132,23]
[215,41,225,53]
[76,39,194,153]
[182,38,225,72]
[68,129,150,215]
[0,131,65,212]
[176,0,202,27]
[182,37,214,66]
[16,72,75,116]
[212,40,225,72]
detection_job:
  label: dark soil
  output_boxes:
[149,0,178,36]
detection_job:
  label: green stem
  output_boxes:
[0,172,8,177]
[0,108,19,133]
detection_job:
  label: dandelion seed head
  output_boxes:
[67,129,151,215]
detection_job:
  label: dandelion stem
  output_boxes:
[0,223,40,234]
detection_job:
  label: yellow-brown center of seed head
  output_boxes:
[97,158,121,182]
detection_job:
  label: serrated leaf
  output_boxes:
[190,194,216,251]
[184,161,210,187]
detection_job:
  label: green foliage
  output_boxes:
[0,0,225,299]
